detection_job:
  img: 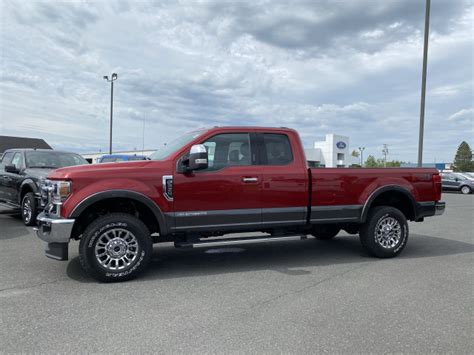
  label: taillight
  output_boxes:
[433,174,442,200]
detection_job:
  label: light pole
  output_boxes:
[418,0,430,167]
[382,144,389,167]
[358,147,365,167]
[103,73,118,155]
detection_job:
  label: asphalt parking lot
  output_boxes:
[0,193,473,353]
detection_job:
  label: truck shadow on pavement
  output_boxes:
[66,233,474,283]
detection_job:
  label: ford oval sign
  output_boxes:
[336,141,346,149]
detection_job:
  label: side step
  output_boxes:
[175,234,308,249]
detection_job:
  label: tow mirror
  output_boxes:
[184,144,208,172]
[5,165,19,174]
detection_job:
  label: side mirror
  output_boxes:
[455,177,459,182]
[184,144,208,172]
[5,165,19,174]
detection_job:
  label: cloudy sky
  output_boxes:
[0,0,472,163]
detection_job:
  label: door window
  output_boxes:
[262,134,293,165]
[1,152,14,168]
[10,152,23,170]
[201,133,252,171]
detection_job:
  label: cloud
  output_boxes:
[448,108,474,121]
[0,0,472,163]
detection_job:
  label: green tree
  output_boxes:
[351,150,360,158]
[453,141,473,171]
[364,155,379,168]
[385,160,403,167]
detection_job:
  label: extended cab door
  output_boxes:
[172,133,262,232]
[257,132,309,227]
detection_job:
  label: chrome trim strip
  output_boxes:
[186,235,306,248]
[162,175,173,201]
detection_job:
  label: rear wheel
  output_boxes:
[79,213,152,282]
[461,185,471,195]
[21,192,38,226]
[312,225,340,240]
[360,206,408,258]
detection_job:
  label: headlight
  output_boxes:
[52,180,72,202]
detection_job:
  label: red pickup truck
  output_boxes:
[36,127,445,282]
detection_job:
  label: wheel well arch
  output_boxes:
[19,181,37,204]
[69,191,167,240]
[361,187,417,222]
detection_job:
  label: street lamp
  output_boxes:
[418,0,431,167]
[358,147,365,167]
[103,73,118,155]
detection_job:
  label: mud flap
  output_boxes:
[45,242,69,261]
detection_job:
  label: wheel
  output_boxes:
[79,213,153,282]
[21,192,38,226]
[312,225,340,240]
[460,185,471,195]
[359,206,408,258]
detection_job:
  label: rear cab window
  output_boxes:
[262,133,293,165]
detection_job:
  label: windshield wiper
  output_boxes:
[28,166,59,169]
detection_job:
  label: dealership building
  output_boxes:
[305,134,355,168]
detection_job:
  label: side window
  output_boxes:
[201,133,251,171]
[11,152,23,170]
[263,134,293,165]
[1,152,14,168]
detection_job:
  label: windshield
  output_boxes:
[100,156,127,163]
[150,129,207,160]
[26,151,88,168]
[455,173,472,180]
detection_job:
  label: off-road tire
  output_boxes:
[360,206,408,258]
[79,213,152,282]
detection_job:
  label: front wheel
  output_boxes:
[461,185,471,195]
[22,192,38,226]
[359,206,408,258]
[79,213,153,282]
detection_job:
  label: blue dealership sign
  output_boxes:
[336,141,346,149]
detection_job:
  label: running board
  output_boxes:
[175,234,308,249]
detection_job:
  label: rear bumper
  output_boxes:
[35,212,74,260]
[416,201,445,220]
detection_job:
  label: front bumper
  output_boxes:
[35,212,75,260]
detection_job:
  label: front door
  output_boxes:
[172,133,262,232]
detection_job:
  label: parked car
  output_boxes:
[36,126,445,282]
[97,154,147,163]
[0,149,88,225]
[440,172,473,194]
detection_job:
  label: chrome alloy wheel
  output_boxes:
[23,197,32,223]
[94,228,139,270]
[375,216,402,249]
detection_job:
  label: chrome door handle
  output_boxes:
[242,177,258,183]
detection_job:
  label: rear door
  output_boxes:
[258,133,308,227]
[172,133,262,232]
[441,174,458,190]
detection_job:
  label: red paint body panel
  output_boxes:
[46,126,442,229]
[311,168,440,206]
